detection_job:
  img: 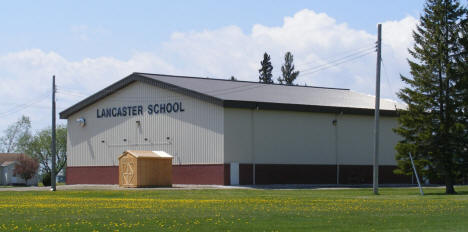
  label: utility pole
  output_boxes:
[51,75,57,191]
[373,24,382,195]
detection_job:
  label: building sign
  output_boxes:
[97,102,185,118]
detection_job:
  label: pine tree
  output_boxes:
[258,52,274,84]
[394,0,467,194]
[278,51,299,85]
[457,9,468,185]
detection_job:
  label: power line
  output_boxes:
[55,81,273,101]
[381,59,398,97]
[300,50,375,77]
[296,44,375,67]
[300,46,375,72]
[301,47,375,72]
[0,93,50,117]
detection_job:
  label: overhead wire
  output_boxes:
[299,46,375,73]
[0,92,50,117]
[55,80,273,101]
[296,44,375,67]
[300,49,375,77]
[54,44,378,102]
[381,59,397,96]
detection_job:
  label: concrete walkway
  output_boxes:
[0,184,432,191]
[0,184,252,191]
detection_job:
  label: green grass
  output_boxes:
[0,186,467,231]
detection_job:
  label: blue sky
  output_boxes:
[1,0,427,132]
[1,0,424,60]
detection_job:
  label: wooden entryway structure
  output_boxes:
[118,150,173,187]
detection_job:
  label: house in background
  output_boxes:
[0,153,38,186]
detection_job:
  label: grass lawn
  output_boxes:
[0,186,467,231]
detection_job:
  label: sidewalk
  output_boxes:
[0,184,434,191]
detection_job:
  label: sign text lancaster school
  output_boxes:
[97,102,185,118]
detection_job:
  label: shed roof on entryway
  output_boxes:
[119,150,173,159]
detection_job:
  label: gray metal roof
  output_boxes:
[60,72,403,119]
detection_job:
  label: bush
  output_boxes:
[14,154,39,184]
[42,173,51,186]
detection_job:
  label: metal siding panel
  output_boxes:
[223,108,399,165]
[337,114,400,165]
[67,81,224,167]
[224,109,253,163]
[253,110,336,164]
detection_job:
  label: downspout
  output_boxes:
[251,103,259,185]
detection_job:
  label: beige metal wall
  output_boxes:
[67,81,224,167]
[224,108,400,165]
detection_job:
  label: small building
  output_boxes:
[0,153,38,186]
[61,73,411,185]
[118,150,173,187]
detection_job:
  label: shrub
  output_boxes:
[42,173,51,186]
[13,154,39,185]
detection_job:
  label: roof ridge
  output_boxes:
[134,72,350,91]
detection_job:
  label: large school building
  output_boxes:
[60,73,410,185]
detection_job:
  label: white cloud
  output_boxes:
[0,49,176,132]
[0,9,417,132]
[162,9,416,96]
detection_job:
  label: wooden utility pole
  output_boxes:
[51,75,57,191]
[373,24,382,195]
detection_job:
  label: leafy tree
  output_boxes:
[13,154,39,184]
[278,51,300,85]
[394,0,467,194]
[23,125,67,177]
[0,116,32,153]
[258,52,274,84]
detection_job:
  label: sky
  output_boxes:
[0,0,428,133]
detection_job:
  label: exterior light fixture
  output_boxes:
[76,117,86,127]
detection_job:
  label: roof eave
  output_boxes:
[223,100,399,117]
[59,73,224,119]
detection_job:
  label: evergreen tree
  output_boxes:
[394,0,467,194]
[258,52,274,84]
[456,9,468,184]
[278,51,300,85]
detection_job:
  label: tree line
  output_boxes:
[259,51,300,85]
[230,51,301,85]
[0,116,67,186]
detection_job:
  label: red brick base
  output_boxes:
[66,166,119,185]
[66,164,229,185]
[173,164,228,185]
[66,164,411,185]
